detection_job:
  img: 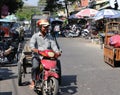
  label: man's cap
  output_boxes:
[37,19,50,27]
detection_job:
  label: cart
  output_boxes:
[17,39,32,86]
[104,22,120,67]
[0,19,21,66]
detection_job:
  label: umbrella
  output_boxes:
[110,13,120,18]
[93,9,120,20]
[75,8,98,18]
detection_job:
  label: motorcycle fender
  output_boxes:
[44,71,59,80]
[41,59,57,70]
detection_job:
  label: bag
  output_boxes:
[109,35,120,48]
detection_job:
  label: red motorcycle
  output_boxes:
[34,49,61,95]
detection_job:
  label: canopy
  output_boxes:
[50,18,63,25]
[0,14,17,22]
[0,18,13,22]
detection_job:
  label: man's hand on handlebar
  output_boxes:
[55,52,61,58]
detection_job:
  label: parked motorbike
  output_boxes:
[62,24,81,37]
[34,49,61,95]
[81,29,90,39]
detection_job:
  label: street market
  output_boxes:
[1,0,120,95]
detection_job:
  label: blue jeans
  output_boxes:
[31,57,40,81]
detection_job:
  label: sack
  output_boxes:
[109,35,120,48]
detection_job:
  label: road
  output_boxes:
[1,37,120,95]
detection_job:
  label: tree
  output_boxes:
[0,0,24,17]
[15,6,41,20]
[38,0,79,12]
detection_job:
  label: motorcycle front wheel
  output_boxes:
[42,77,59,95]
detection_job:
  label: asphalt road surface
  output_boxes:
[1,37,120,95]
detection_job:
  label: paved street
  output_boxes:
[1,37,120,95]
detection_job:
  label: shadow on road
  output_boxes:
[59,75,77,95]
[0,68,17,81]
[0,92,12,95]
[15,74,77,95]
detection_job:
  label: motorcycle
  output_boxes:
[81,29,90,39]
[34,49,61,95]
[62,24,81,37]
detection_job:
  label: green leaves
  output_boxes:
[15,7,41,20]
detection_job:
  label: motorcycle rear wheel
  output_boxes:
[42,77,59,95]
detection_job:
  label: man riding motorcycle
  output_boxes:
[29,19,61,89]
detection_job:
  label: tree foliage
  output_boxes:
[15,7,41,20]
[1,0,80,20]
[38,0,80,12]
[0,0,24,15]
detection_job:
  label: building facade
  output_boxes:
[80,0,89,7]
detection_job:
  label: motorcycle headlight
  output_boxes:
[48,52,55,57]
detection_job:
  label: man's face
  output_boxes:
[41,25,49,35]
